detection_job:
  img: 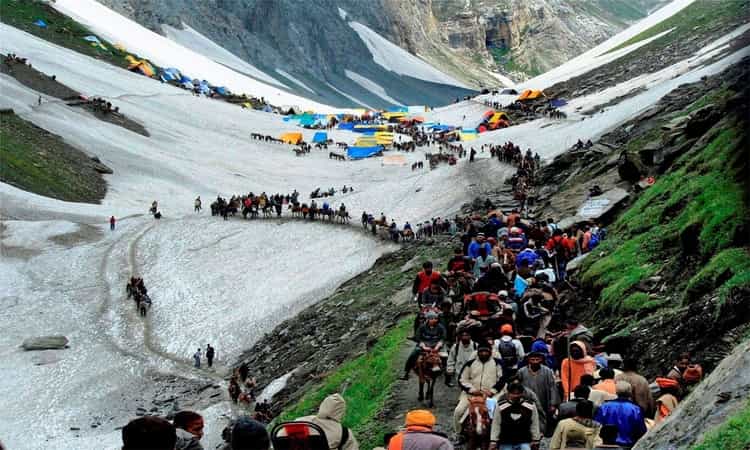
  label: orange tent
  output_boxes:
[517,89,544,101]
[279,132,303,144]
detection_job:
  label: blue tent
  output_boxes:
[347,146,382,159]
[312,132,328,143]
[179,75,192,84]
[387,106,408,112]
[33,19,47,28]
[338,122,355,130]
[214,86,229,96]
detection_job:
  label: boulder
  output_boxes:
[90,157,114,174]
[565,253,590,273]
[22,335,69,351]
[576,187,629,221]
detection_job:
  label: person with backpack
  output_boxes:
[654,377,681,424]
[494,324,525,381]
[295,393,358,450]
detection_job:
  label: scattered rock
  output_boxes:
[21,335,69,351]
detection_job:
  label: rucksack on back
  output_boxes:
[498,340,518,367]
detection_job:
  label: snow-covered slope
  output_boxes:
[162,23,288,89]
[51,0,332,111]
[348,21,469,89]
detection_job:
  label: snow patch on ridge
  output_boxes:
[325,82,375,109]
[345,70,404,106]
[348,21,468,88]
[338,7,348,20]
[275,68,316,94]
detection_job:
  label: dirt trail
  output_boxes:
[385,342,461,436]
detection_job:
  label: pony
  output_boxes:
[414,348,442,408]
[461,393,491,450]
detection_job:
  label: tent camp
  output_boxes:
[312,132,328,143]
[347,146,382,159]
[517,89,545,101]
[280,132,304,144]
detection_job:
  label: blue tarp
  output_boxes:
[347,146,381,159]
[550,99,568,108]
[33,19,47,28]
[299,117,315,126]
[214,86,229,96]
[430,125,452,131]
[312,132,328,143]
[338,122,355,130]
[387,106,408,112]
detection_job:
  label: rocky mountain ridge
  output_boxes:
[95,0,667,107]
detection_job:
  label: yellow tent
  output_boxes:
[280,132,304,144]
[460,132,477,141]
[126,55,155,77]
[355,137,378,146]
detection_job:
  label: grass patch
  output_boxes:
[277,318,412,449]
[692,399,750,450]
[686,248,750,305]
[581,117,748,314]
[0,112,106,203]
[622,292,661,312]
[606,0,750,54]
[0,0,157,72]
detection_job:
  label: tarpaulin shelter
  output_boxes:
[280,132,304,144]
[33,19,47,28]
[213,86,229,96]
[374,131,394,145]
[312,132,328,143]
[347,146,382,159]
[338,122,355,130]
[460,130,478,141]
[383,155,407,166]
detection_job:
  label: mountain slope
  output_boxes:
[94,0,667,107]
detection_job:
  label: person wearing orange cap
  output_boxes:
[388,409,453,450]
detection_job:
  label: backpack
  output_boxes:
[498,339,518,367]
[588,232,600,251]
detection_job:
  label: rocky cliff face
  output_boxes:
[96,0,666,106]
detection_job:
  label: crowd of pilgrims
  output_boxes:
[394,206,704,449]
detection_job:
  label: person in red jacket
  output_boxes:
[412,261,447,299]
[109,215,116,231]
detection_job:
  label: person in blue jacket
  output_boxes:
[594,380,647,448]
